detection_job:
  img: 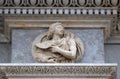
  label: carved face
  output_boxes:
[55,24,64,36]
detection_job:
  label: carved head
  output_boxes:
[47,23,64,39]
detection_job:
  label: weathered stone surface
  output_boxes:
[12,29,46,63]
[0,43,11,63]
[0,64,117,79]
[69,29,104,63]
[105,45,120,79]
[12,29,104,63]
[0,33,9,43]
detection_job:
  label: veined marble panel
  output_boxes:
[12,29,104,63]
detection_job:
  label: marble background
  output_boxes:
[0,44,11,63]
[12,29,104,63]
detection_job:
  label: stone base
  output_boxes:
[0,63,117,79]
[12,29,104,63]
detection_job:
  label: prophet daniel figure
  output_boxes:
[32,23,84,63]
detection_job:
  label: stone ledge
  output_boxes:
[0,63,117,79]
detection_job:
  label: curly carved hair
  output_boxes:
[47,22,64,39]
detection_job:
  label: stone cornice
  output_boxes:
[0,7,118,15]
[0,63,117,79]
[0,0,119,43]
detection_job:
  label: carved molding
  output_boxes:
[0,0,119,7]
[0,69,7,79]
[0,64,117,79]
[0,1,119,43]
[3,15,113,42]
[0,7,118,15]
[0,13,117,43]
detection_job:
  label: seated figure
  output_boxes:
[32,23,84,63]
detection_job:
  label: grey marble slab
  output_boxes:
[0,43,11,63]
[12,29,104,63]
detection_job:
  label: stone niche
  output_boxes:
[0,0,118,78]
[0,15,117,79]
[12,29,104,63]
[5,15,110,63]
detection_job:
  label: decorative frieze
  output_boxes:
[0,64,117,79]
[0,7,118,15]
[0,0,119,43]
[0,70,7,79]
[0,0,119,7]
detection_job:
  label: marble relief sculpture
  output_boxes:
[32,23,84,63]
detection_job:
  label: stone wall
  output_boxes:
[105,45,120,79]
[0,43,11,63]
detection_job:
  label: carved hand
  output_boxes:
[51,38,65,46]
[51,46,60,53]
